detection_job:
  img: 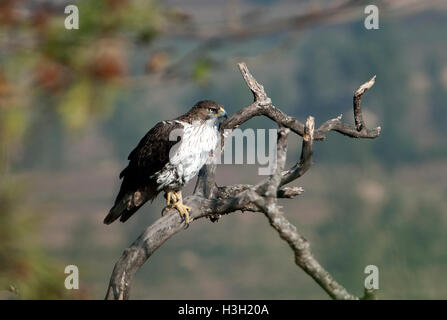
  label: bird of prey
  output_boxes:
[104,100,227,225]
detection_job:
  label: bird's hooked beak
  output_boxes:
[218,106,228,120]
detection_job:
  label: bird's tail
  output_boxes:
[104,190,151,225]
[104,193,131,224]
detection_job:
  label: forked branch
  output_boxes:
[105,62,380,300]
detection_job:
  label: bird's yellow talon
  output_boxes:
[174,202,191,224]
[164,191,191,224]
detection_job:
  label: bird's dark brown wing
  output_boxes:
[104,120,184,224]
[120,120,183,180]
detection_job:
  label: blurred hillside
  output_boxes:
[1,0,447,299]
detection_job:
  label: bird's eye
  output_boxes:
[208,107,215,113]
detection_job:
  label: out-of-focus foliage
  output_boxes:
[0,0,176,299]
[0,0,169,136]
[192,57,213,86]
[0,178,69,299]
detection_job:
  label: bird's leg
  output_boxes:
[163,190,191,224]
[172,190,191,224]
[162,190,177,216]
[166,190,176,207]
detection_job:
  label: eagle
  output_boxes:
[104,100,227,225]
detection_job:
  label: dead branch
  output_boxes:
[105,62,380,300]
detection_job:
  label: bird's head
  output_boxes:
[189,100,227,123]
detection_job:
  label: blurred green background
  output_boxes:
[0,0,446,299]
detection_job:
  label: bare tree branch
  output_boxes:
[106,62,381,300]
[354,75,376,131]
[281,116,314,187]
[257,117,357,300]
[218,63,381,142]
